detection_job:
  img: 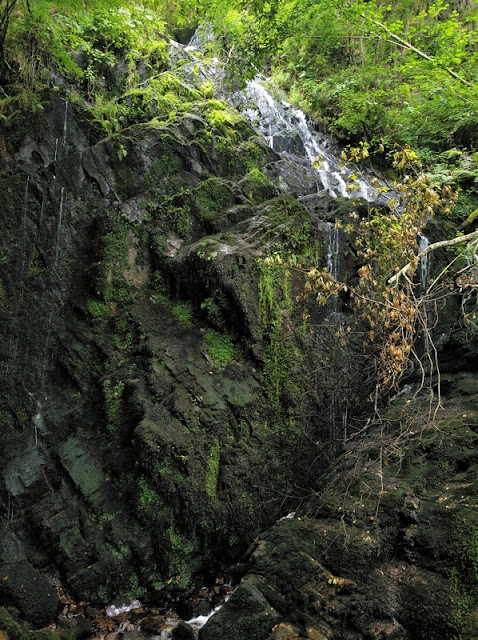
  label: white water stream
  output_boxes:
[103,591,231,638]
[326,222,340,281]
[235,79,388,202]
[418,232,430,292]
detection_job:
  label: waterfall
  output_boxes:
[326,222,340,281]
[184,30,389,205]
[234,79,386,202]
[418,232,430,292]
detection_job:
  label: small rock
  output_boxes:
[140,614,166,634]
[58,614,93,639]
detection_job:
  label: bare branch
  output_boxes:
[388,230,478,286]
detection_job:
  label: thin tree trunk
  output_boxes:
[0,0,18,80]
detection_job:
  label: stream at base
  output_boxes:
[59,581,234,640]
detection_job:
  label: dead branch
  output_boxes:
[388,229,478,286]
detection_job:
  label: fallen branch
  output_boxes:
[388,229,478,286]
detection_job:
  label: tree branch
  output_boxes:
[362,15,473,88]
[388,229,478,286]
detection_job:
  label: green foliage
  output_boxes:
[125,72,201,124]
[200,292,228,329]
[103,378,125,434]
[87,299,111,318]
[113,314,136,352]
[172,300,193,328]
[206,0,478,150]
[205,329,234,368]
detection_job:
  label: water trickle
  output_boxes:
[32,400,46,445]
[18,175,31,307]
[22,175,30,230]
[418,232,430,292]
[326,222,340,281]
[465,241,478,266]
[62,100,69,148]
[38,197,45,242]
[54,187,66,270]
[39,308,55,391]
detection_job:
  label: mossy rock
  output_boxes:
[193,178,236,222]
[238,169,279,205]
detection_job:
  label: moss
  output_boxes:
[240,168,278,204]
[194,177,235,221]
[258,261,303,420]
[205,329,234,368]
[148,135,184,178]
[236,138,271,172]
[137,476,172,524]
[103,379,125,435]
[0,608,71,640]
[449,517,478,638]
[172,300,193,328]
[201,99,250,139]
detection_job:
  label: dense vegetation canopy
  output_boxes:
[2,0,477,150]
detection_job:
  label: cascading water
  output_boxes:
[62,100,69,148]
[234,79,388,203]
[418,232,430,292]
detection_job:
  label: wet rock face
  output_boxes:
[0,31,474,637]
[200,576,279,640]
[0,40,363,608]
[199,377,478,640]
